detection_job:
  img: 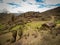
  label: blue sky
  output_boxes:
[7,2,21,8]
[35,0,44,2]
[0,0,60,13]
[0,0,3,3]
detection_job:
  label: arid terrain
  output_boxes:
[0,7,60,45]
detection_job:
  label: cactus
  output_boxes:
[11,30,17,43]
[18,26,23,39]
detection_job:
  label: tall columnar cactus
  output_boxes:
[18,26,23,39]
[11,30,17,43]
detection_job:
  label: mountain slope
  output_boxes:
[0,7,60,45]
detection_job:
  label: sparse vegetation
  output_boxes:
[0,24,4,30]
[55,20,60,24]
[0,7,60,45]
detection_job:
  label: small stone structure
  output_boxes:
[42,22,56,29]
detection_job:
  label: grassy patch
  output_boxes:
[23,21,46,33]
[10,21,44,33]
[26,21,43,29]
[55,20,60,24]
[11,25,21,30]
[0,24,5,30]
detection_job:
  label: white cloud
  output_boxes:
[0,0,60,13]
[45,0,60,4]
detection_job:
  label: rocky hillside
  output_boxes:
[0,7,60,24]
[0,7,60,45]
